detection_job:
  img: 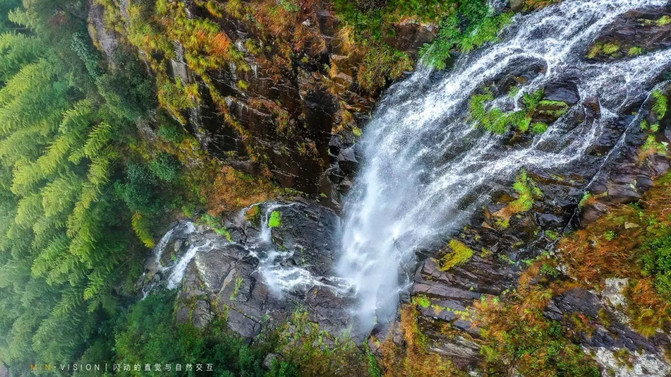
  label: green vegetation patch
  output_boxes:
[587,41,621,59]
[656,15,671,26]
[439,239,474,271]
[651,89,668,120]
[602,42,620,54]
[201,213,233,241]
[469,88,554,135]
[421,5,513,70]
[268,210,282,228]
[493,169,542,229]
[413,295,432,308]
[113,291,300,377]
[509,169,541,213]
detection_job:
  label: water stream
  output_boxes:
[337,0,671,334]
[144,203,345,297]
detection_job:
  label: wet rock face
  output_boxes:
[384,21,437,54]
[143,200,353,339]
[510,0,525,12]
[546,288,671,377]
[403,47,671,373]
[87,0,119,60]
[406,95,671,369]
[587,5,671,61]
[581,84,671,224]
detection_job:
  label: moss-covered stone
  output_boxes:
[439,239,474,271]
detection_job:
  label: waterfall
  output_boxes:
[337,0,671,334]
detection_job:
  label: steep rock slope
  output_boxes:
[90,0,437,203]
[402,7,671,375]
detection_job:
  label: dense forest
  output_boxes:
[0,0,276,374]
[1,0,670,376]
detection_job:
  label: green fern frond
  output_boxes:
[83,122,113,158]
[132,212,155,248]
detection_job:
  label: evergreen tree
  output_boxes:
[0,0,156,371]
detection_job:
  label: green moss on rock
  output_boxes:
[268,210,282,228]
[439,239,474,271]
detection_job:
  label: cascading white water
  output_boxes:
[166,240,213,289]
[247,202,340,295]
[337,0,671,333]
[145,203,346,296]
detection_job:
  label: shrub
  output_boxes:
[150,152,182,182]
[379,305,460,377]
[116,162,161,214]
[157,117,186,143]
[114,291,277,377]
[272,310,371,377]
[476,262,600,376]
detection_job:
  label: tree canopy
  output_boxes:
[0,0,158,369]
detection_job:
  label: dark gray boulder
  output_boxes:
[142,200,354,339]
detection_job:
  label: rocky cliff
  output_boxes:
[90,1,671,376]
[90,0,437,207]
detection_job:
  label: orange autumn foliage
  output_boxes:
[474,259,600,376]
[206,166,276,214]
[379,305,462,377]
[560,175,671,284]
[559,174,671,337]
[624,279,671,337]
[211,32,231,56]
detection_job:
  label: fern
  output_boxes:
[0,125,48,165]
[40,173,81,218]
[45,252,85,286]
[0,32,42,82]
[83,122,113,158]
[32,288,90,362]
[132,212,155,248]
[68,221,99,263]
[0,59,53,107]
[31,216,66,249]
[87,149,117,188]
[83,268,117,302]
[14,192,42,227]
[11,135,75,195]
[31,235,69,279]
[58,100,94,135]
